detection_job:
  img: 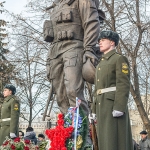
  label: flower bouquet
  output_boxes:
[45,98,88,150]
[0,137,47,150]
[45,113,74,150]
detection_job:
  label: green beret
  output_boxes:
[98,30,119,46]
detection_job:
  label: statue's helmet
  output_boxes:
[98,30,119,46]
[4,84,16,95]
[82,58,96,84]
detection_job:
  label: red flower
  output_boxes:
[14,137,20,142]
[24,139,30,144]
[57,119,64,126]
[24,146,30,150]
[58,113,64,119]
[35,146,39,149]
[46,113,74,150]
[10,144,16,149]
[3,141,9,146]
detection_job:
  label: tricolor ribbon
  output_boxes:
[74,97,81,150]
[66,97,81,150]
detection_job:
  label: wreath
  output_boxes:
[45,98,88,150]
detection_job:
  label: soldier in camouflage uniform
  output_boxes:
[44,0,100,115]
[92,30,133,150]
[0,84,20,146]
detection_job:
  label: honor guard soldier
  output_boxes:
[0,84,20,145]
[92,30,134,150]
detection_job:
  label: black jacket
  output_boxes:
[24,131,37,145]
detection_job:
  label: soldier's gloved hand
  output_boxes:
[83,51,98,66]
[88,113,96,123]
[10,133,17,139]
[112,110,124,117]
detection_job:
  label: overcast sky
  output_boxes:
[2,0,28,18]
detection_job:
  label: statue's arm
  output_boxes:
[78,0,100,52]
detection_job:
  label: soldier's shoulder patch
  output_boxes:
[116,52,121,55]
[122,63,129,74]
[14,103,19,111]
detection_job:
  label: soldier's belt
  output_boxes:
[0,118,11,122]
[97,87,116,95]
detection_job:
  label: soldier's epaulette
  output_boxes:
[11,96,20,102]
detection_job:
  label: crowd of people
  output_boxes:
[19,127,49,149]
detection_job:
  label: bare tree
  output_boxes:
[0,1,15,100]
[3,0,60,126]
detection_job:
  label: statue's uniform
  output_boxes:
[0,95,20,145]
[92,50,133,150]
[45,0,100,114]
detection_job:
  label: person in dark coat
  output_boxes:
[0,84,20,146]
[24,127,37,145]
[139,130,150,150]
[133,139,138,150]
[92,30,133,150]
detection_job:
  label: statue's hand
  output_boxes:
[83,51,98,66]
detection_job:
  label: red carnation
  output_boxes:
[35,146,39,149]
[3,141,9,146]
[58,113,64,119]
[57,119,64,126]
[10,144,16,149]
[61,147,67,150]
[14,137,20,142]
[24,146,30,150]
[24,139,30,144]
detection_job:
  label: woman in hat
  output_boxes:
[0,84,20,145]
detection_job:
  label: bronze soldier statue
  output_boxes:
[44,0,102,115]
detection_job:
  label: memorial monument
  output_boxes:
[44,0,104,115]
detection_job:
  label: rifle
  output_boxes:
[86,82,99,150]
[42,81,53,121]
[89,115,98,150]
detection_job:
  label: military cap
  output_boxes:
[98,30,119,46]
[4,84,16,95]
[140,130,148,135]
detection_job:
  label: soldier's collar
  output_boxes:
[102,49,116,60]
[4,95,14,102]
